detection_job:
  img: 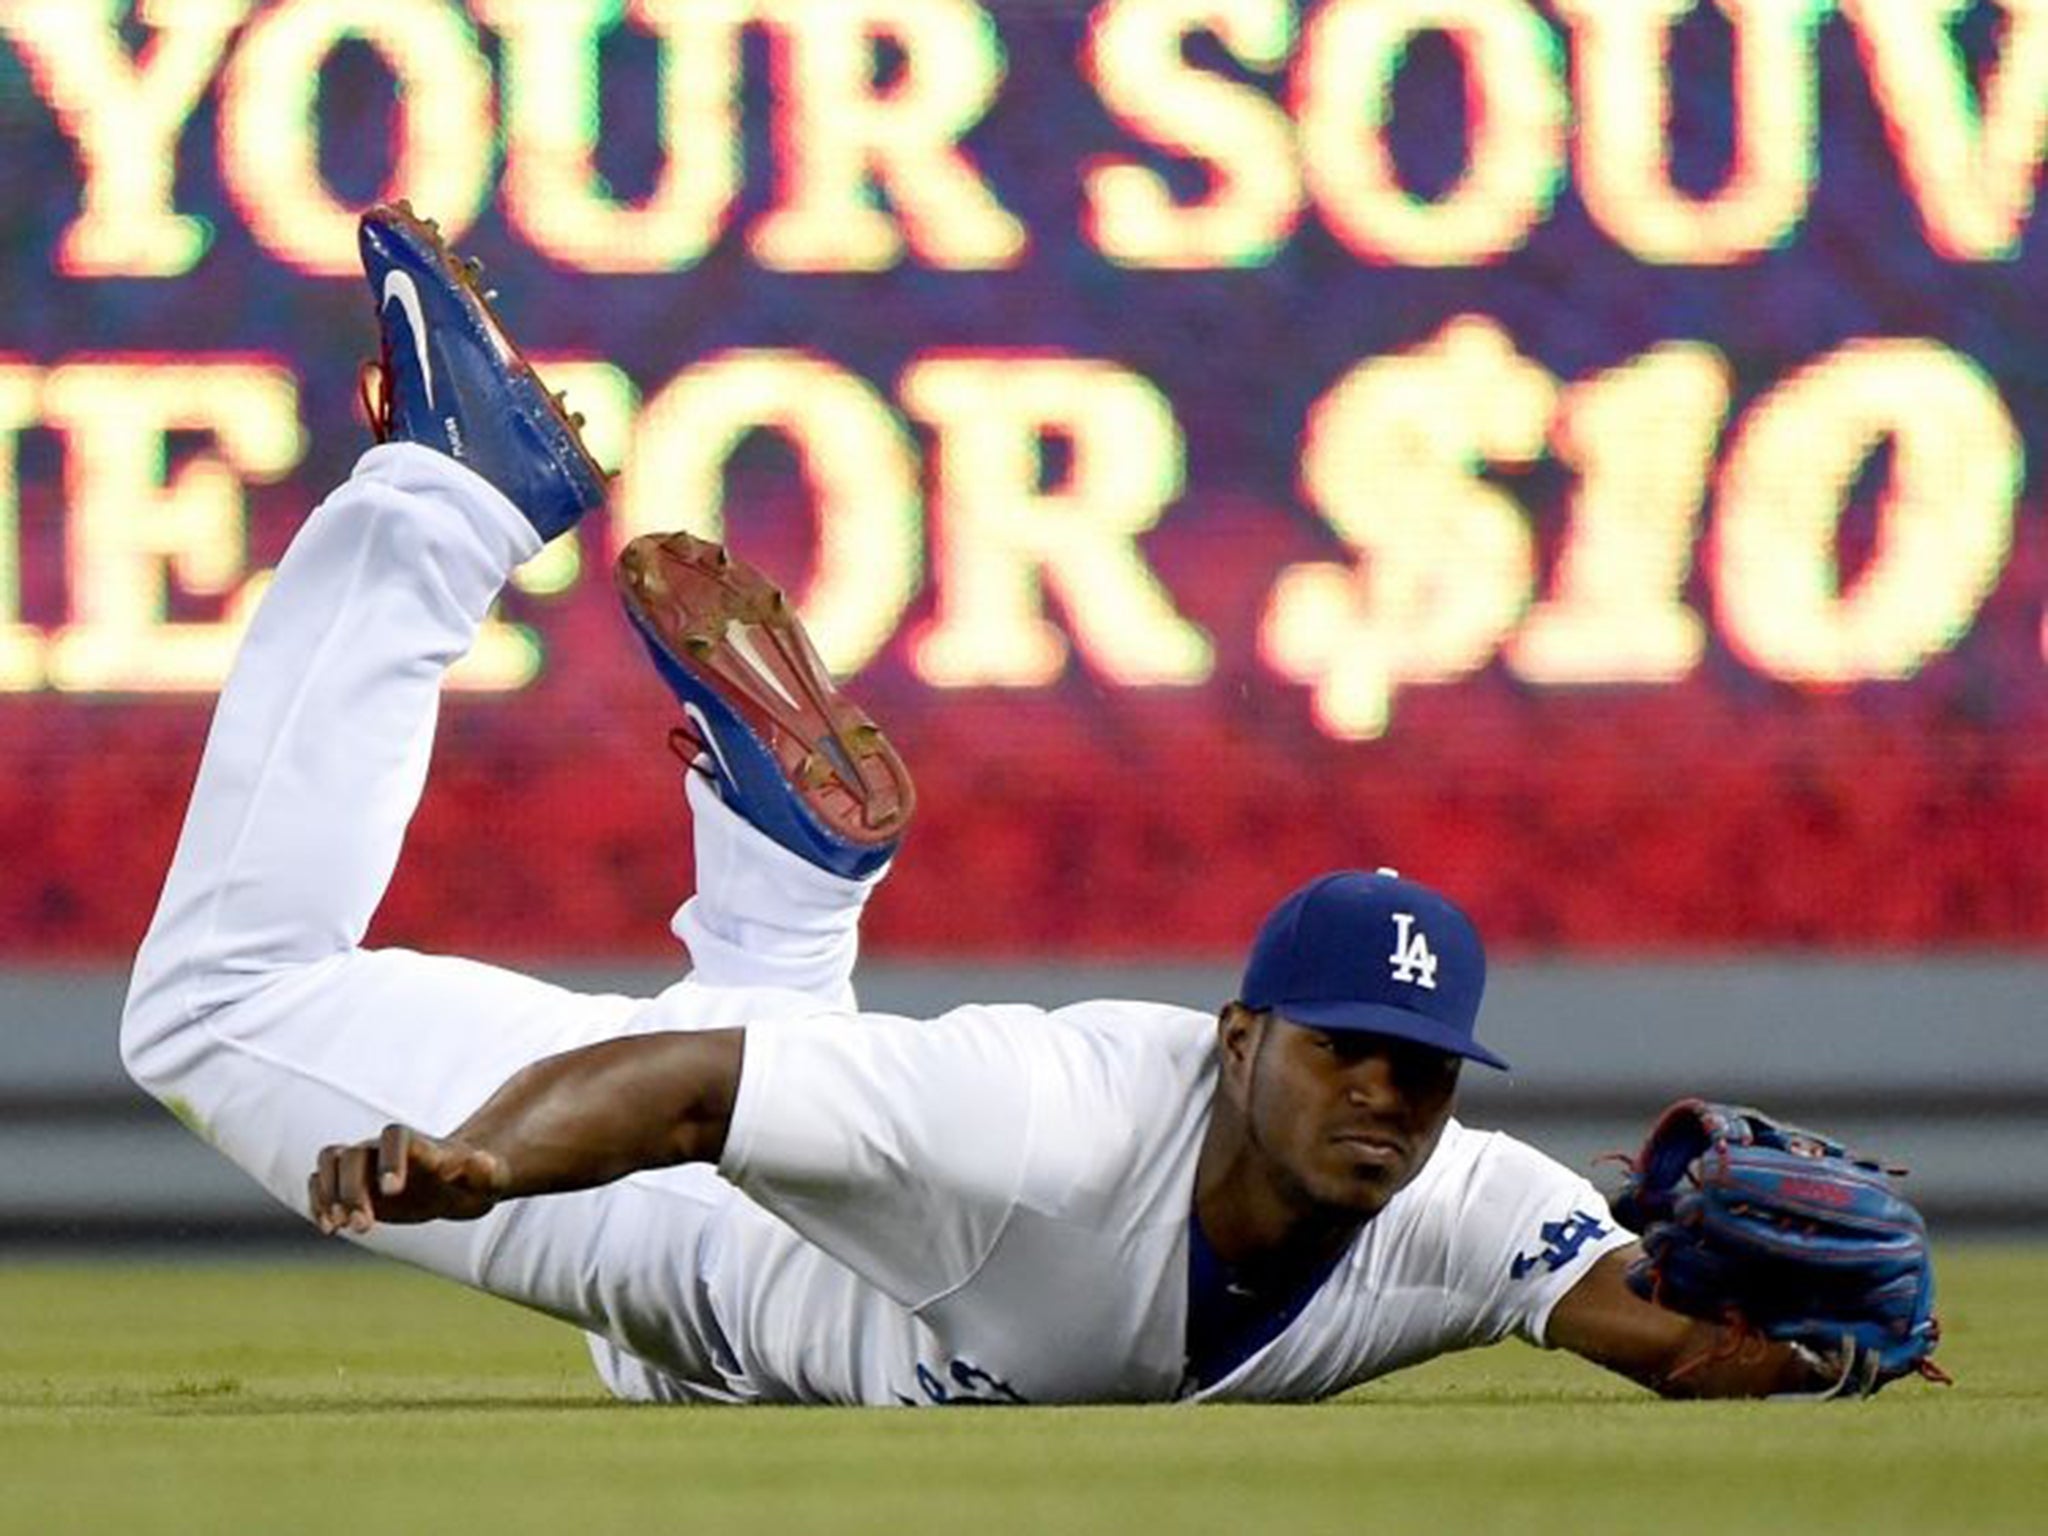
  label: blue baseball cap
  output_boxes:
[1239,870,1507,1070]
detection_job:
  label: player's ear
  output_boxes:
[1217,1003,1263,1099]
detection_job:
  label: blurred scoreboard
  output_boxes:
[2,0,2045,957]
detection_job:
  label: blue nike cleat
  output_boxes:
[616,531,914,879]
[356,201,609,541]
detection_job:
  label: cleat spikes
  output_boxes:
[627,557,666,599]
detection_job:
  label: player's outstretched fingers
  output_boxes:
[308,1125,507,1229]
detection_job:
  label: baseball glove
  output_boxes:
[1611,1098,1945,1397]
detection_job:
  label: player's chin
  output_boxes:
[1317,1152,1410,1215]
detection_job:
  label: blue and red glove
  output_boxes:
[1612,1099,1944,1396]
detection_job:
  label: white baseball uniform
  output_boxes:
[123,443,1632,1407]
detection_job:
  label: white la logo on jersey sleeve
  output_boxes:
[1387,913,1439,989]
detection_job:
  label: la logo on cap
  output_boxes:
[1388,913,1438,989]
[1374,868,1440,991]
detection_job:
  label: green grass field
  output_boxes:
[2,1246,2042,1536]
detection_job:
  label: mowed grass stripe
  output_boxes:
[1,1245,2041,1536]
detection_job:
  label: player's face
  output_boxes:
[1239,1012,1461,1219]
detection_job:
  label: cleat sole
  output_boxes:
[615,532,914,861]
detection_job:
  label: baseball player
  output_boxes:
[121,204,1925,1407]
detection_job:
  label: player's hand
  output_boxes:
[307,1123,509,1235]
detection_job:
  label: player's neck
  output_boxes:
[1193,1098,1362,1273]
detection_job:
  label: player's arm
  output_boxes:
[1546,1243,1840,1398]
[308,1029,744,1234]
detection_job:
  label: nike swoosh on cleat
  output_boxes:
[727,624,804,713]
[381,270,436,410]
[683,702,741,796]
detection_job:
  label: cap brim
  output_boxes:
[1273,1000,1510,1071]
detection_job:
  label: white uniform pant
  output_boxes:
[120,444,881,1396]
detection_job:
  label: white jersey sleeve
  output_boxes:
[716,1006,1038,1313]
[1437,1126,1635,1349]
